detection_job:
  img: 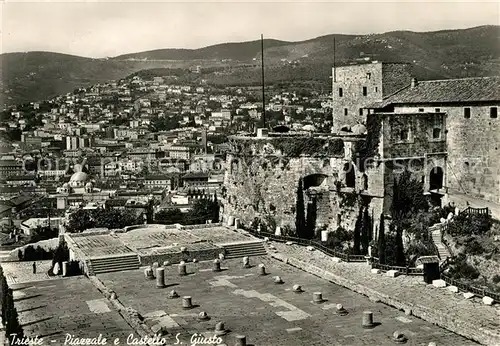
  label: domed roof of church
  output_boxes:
[69,171,88,182]
[352,123,367,135]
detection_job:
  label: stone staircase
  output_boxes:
[431,228,451,262]
[88,253,141,275]
[221,241,267,259]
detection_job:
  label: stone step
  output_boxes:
[225,249,267,255]
[93,265,140,274]
[91,261,140,269]
[91,257,140,265]
[89,254,141,274]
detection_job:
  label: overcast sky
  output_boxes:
[1,1,499,58]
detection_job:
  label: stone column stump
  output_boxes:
[258,264,266,276]
[235,335,246,346]
[362,311,375,328]
[214,322,228,336]
[62,261,69,277]
[336,304,348,316]
[156,267,166,288]
[213,259,221,272]
[243,256,250,268]
[178,261,187,276]
[313,292,324,304]
[182,296,193,309]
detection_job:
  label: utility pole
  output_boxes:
[333,36,336,82]
[261,34,266,128]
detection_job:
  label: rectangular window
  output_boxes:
[433,128,441,139]
[491,107,498,119]
[359,108,363,116]
[435,108,440,113]
[344,108,348,116]
[375,87,378,92]
[366,73,371,80]
[339,88,343,97]
[362,87,367,96]
[418,108,424,112]
[464,107,471,118]
[400,129,409,141]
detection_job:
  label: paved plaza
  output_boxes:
[2,260,56,284]
[98,257,477,346]
[10,276,135,344]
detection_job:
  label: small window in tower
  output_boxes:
[359,108,363,116]
[435,108,440,113]
[344,108,348,116]
[367,73,371,79]
[400,129,409,141]
[433,128,441,139]
[375,87,378,92]
[491,107,498,119]
[418,108,424,112]
[464,107,471,118]
[363,87,368,96]
[339,88,343,97]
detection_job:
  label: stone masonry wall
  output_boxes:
[394,104,500,203]
[332,63,384,132]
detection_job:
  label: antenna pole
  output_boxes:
[261,34,266,128]
[333,36,336,82]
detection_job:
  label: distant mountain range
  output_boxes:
[1,25,499,108]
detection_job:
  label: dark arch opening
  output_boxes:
[303,174,328,190]
[344,162,356,188]
[429,167,444,190]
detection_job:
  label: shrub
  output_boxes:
[326,227,351,250]
[448,254,480,280]
[447,213,492,237]
[492,274,500,284]
[464,237,484,255]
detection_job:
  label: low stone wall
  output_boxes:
[179,223,223,230]
[88,276,155,343]
[270,251,500,346]
[138,246,225,266]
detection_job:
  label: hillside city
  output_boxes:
[0,29,500,346]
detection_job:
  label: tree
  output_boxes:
[189,198,219,224]
[66,209,94,233]
[155,208,185,224]
[378,213,386,264]
[66,208,140,233]
[389,169,428,266]
[395,228,406,266]
[295,179,306,238]
[305,198,317,239]
[361,207,372,254]
[353,207,362,255]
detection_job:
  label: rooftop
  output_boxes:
[370,76,500,108]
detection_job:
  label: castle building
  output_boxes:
[369,76,500,204]
[222,114,447,240]
[331,62,413,133]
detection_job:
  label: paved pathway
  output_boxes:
[1,260,57,285]
[270,241,500,345]
[448,190,500,220]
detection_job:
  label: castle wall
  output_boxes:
[394,104,500,203]
[222,142,381,234]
